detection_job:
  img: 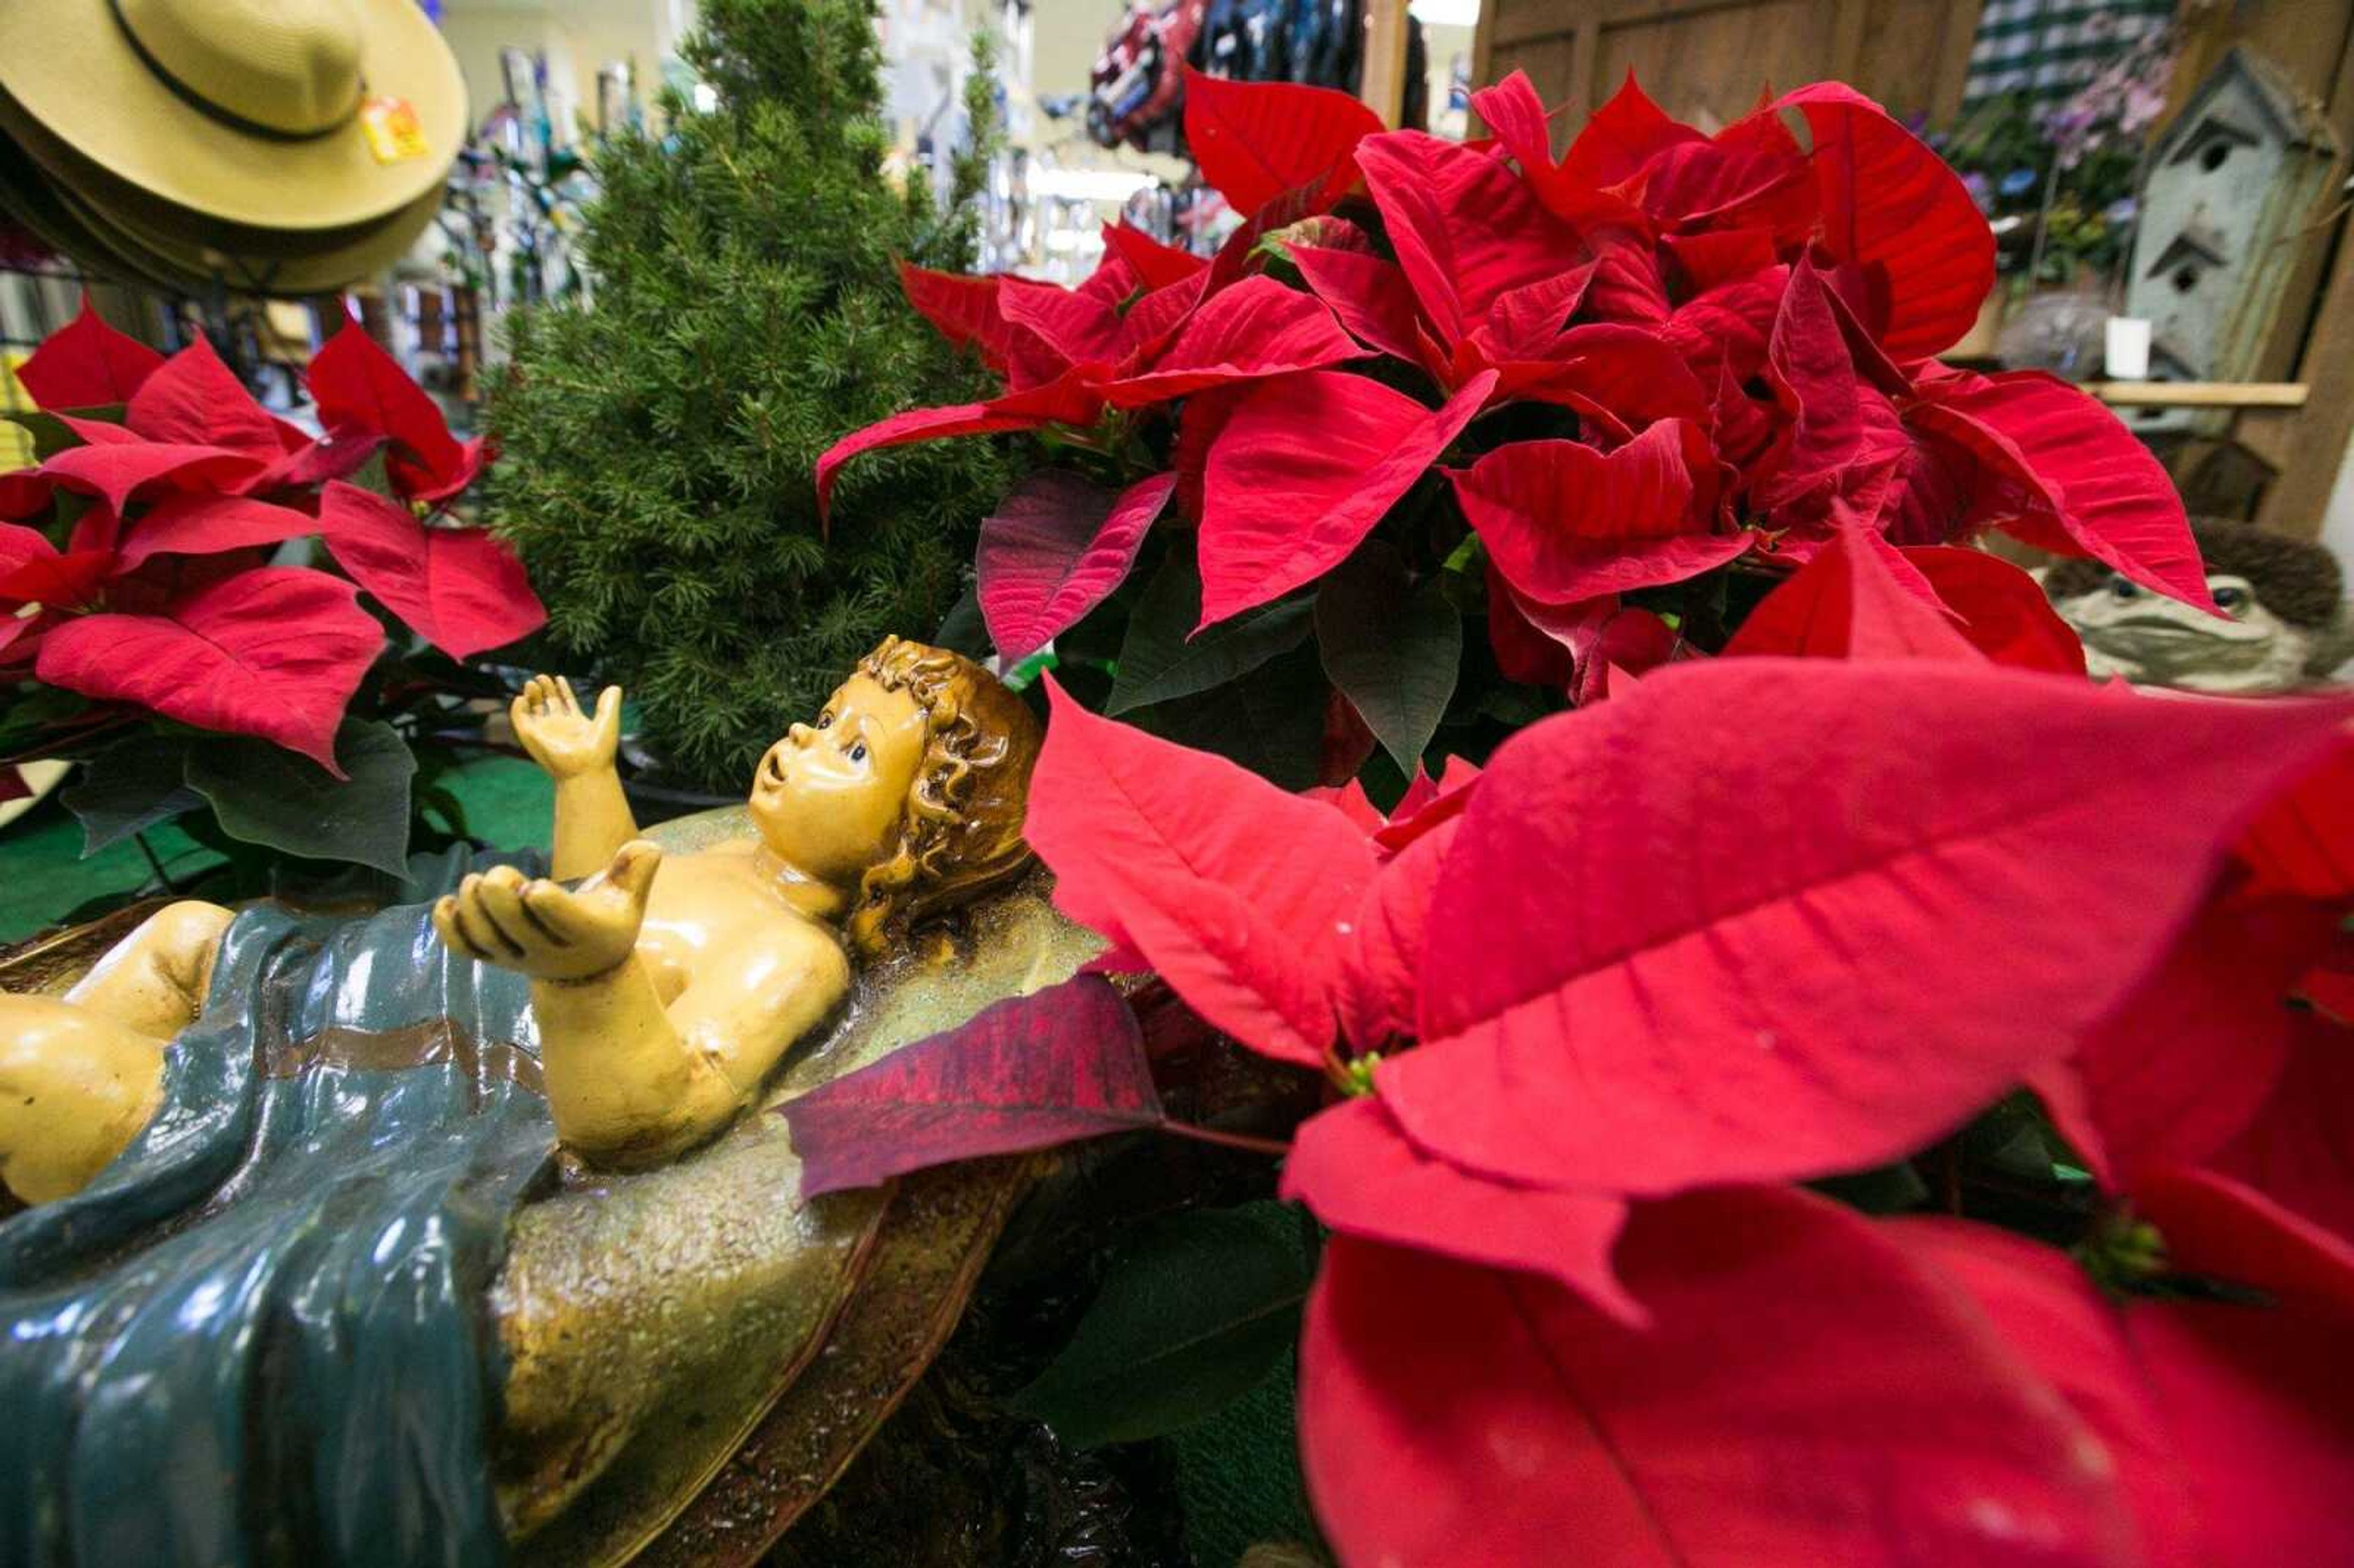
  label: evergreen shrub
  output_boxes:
[490,0,1008,790]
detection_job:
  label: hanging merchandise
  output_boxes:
[1089,0,1205,151]
[1130,0,1205,145]
[1087,4,1154,147]
[0,0,464,297]
[1199,0,1293,86]
[1087,0,1419,152]
[1120,180,1222,252]
[500,46,556,172]
[1291,0,1358,92]
[1400,12,1428,138]
[468,53,597,319]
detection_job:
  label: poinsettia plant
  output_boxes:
[792,67,2354,1566]
[821,67,2206,787]
[1,303,544,879]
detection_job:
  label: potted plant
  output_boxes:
[1,305,545,895]
[1937,21,2179,369]
[782,66,2354,1565]
[487,0,1013,804]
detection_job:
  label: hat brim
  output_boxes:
[0,0,464,232]
[59,173,441,296]
[0,87,442,294]
[0,126,182,290]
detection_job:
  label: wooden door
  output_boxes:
[1477,0,1983,143]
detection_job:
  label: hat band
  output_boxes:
[105,0,362,144]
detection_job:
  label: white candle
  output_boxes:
[2105,316,2154,381]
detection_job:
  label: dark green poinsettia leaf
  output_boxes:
[1,403,126,461]
[1107,550,1313,717]
[1477,685,1550,728]
[932,582,991,660]
[0,684,92,758]
[1135,639,1328,791]
[1054,580,1139,669]
[1811,1162,1930,1216]
[1962,1093,2068,1181]
[186,720,416,874]
[345,448,395,499]
[1980,1121,2062,1184]
[1316,541,1461,775]
[1010,1202,1316,1450]
[63,733,202,854]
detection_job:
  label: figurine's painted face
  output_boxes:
[747,674,929,883]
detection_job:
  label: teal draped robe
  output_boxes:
[0,851,555,1568]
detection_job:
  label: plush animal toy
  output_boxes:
[2044,519,2353,693]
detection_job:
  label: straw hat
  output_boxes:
[0,82,444,295]
[0,0,464,234]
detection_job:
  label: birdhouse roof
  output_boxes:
[2155,45,2339,158]
[2142,225,2230,278]
[2146,340,2198,380]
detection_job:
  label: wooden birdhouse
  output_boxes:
[2123,46,2338,436]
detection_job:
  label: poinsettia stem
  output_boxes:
[1158,1120,1292,1158]
[1930,1137,1964,1216]
[132,829,180,895]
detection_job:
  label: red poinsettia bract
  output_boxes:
[810,63,2347,1566]
[2027,728,2354,1251]
[1021,659,2354,1566]
[1,303,541,766]
[1893,1168,2354,1567]
[819,67,2207,679]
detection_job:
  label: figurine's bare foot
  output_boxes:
[433,844,662,983]
[0,997,168,1205]
[0,900,230,1206]
[63,899,234,1041]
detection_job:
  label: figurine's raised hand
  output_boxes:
[433,843,662,982]
[512,675,621,781]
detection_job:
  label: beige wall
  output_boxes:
[1030,0,1108,104]
[441,0,1474,145]
[438,0,687,142]
[437,6,549,125]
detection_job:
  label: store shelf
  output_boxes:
[2085,381,2310,408]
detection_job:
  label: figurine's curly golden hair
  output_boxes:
[844,637,1043,957]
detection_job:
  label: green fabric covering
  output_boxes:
[0,809,221,946]
[1167,1352,1322,1567]
[0,756,554,946]
[420,755,556,856]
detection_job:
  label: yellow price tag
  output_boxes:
[359,96,429,165]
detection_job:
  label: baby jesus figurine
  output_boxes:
[0,639,1051,1565]
[0,636,1041,1202]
